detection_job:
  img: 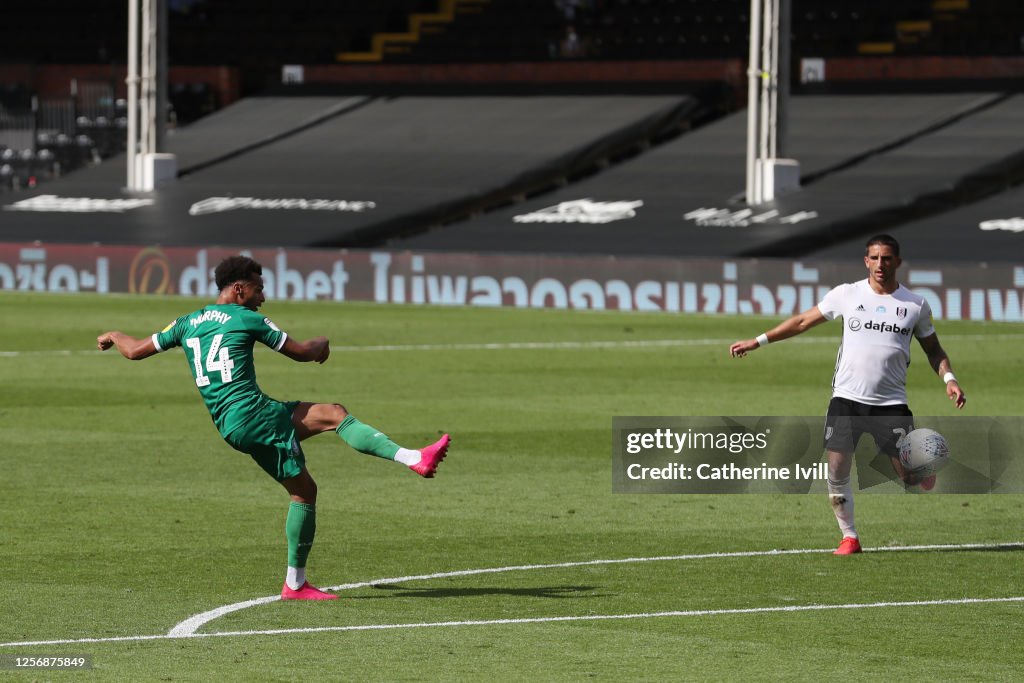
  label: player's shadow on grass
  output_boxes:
[351,584,602,600]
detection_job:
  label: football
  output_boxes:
[898,428,951,475]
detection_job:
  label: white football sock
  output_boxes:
[394,448,422,467]
[828,476,857,539]
[286,566,306,591]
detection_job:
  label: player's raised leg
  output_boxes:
[292,402,450,478]
[828,449,861,555]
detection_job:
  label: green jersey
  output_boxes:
[153,303,288,439]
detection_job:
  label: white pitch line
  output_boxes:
[321,333,1024,353]
[3,596,1023,649]
[166,547,837,638]
[2,542,1022,648]
[166,541,1023,638]
[3,334,1023,358]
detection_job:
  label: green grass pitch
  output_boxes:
[1,291,1022,681]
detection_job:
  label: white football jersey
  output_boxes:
[817,279,935,406]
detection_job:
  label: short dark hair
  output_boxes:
[865,234,900,257]
[215,255,263,290]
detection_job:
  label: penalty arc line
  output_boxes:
[2,596,1023,648]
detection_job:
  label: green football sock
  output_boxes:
[286,501,316,569]
[336,414,401,460]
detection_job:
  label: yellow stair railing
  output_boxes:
[337,0,491,63]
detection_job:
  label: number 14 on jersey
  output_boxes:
[186,334,235,386]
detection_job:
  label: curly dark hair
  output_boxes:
[214,255,263,290]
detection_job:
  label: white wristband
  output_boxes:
[943,372,957,384]
[756,333,770,347]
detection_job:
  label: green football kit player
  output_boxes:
[98,255,450,600]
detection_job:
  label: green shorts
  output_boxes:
[223,400,306,482]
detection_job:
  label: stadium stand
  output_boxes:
[392,93,1021,259]
[3,0,1023,73]
[4,88,1021,265]
[169,96,374,174]
[752,92,1024,258]
[807,181,1024,262]
[22,96,374,191]
[2,0,1023,263]
[379,0,568,62]
[0,94,703,248]
[379,0,1024,62]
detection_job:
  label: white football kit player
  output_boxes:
[817,279,935,407]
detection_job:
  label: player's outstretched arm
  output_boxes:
[729,306,827,358]
[917,333,966,409]
[96,331,158,360]
[280,336,331,364]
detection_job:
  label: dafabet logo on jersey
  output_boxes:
[849,318,911,335]
[864,320,911,335]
